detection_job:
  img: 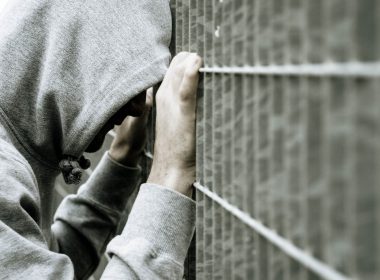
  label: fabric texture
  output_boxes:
[102,184,196,279]
[0,0,196,279]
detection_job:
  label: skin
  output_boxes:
[85,91,147,153]
[147,52,202,197]
[108,89,153,167]
[86,52,202,197]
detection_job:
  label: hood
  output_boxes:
[0,0,171,170]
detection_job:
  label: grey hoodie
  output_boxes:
[0,0,195,279]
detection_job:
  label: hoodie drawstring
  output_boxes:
[59,155,91,185]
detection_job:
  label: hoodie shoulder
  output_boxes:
[0,136,75,279]
[0,137,38,194]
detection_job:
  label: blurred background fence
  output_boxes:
[50,0,380,279]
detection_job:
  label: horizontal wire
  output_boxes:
[193,182,351,280]
[199,62,380,77]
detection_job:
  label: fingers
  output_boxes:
[163,52,202,99]
[133,88,152,119]
[118,88,153,131]
[165,52,201,79]
[147,52,200,196]
[179,54,202,101]
[170,52,201,71]
[140,88,153,119]
[170,51,191,66]
[146,88,153,108]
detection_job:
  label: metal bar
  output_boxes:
[199,62,380,77]
[193,182,351,280]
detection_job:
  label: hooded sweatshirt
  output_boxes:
[0,0,195,279]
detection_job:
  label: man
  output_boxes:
[0,0,201,279]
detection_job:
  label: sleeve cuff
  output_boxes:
[107,183,196,263]
[77,152,142,213]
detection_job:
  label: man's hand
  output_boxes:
[148,52,202,197]
[109,89,153,167]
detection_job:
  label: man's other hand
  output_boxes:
[109,89,153,167]
[148,52,202,197]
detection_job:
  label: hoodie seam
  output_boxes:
[77,194,122,219]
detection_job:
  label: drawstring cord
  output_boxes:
[59,155,91,185]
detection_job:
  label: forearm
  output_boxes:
[53,152,141,278]
[147,164,194,197]
[102,183,196,280]
[109,142,141,167]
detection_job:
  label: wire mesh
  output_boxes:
[171,0,380,279]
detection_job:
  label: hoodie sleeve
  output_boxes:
[54,155,196,280]
[0,144,195,279]
[53,152,141,279]
[0,142,75,279]
[101,184,196,280]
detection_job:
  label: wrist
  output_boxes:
[147,164,195,197]
[108,147,140,167]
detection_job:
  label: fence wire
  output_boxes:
[171,0,380,279]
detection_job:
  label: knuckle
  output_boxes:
[184,68,197,79]
[169,57,183,70]
[172,64,185,76]
[194,54,202,65]
[172,52,189,62]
